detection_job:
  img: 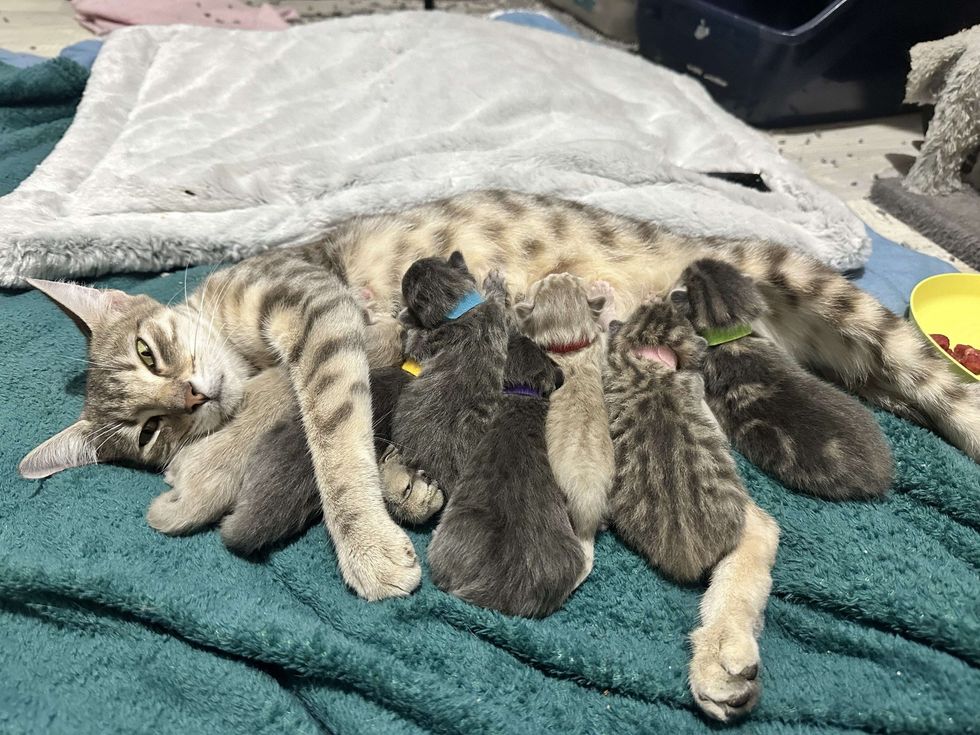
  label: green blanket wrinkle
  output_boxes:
[0,58,87,197]
[1,268,978,735]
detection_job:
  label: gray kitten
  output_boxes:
[391,252,510,497]
[428,333,584,618]
[605,298,749,583]
[212,365,436,557]
[675,258,894,500]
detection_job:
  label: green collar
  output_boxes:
[702,323,753,346]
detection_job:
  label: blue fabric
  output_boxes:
[445,290,484,320]
[491,10,582,38]
[0,40,102,71]
[847,226,959,316]
[57,40,103,71]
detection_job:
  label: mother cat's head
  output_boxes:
[19,279,251,479]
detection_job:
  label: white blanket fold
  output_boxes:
[0,13,868,287]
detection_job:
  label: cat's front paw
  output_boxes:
[689,624,761,722]
[335,513,421,601]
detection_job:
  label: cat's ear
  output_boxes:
[514,301,533,322]
[19,419,98,479]
[447,251,467,271]
[26,278,136,337]
[608,320,623,337]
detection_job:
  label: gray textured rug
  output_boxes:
[871,177,980,270]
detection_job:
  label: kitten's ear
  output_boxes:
[587,295,606,318]
[19,419,98,479]
[608,320,623,337]
[397,308,419,329]
[26,278,136,337]
[514,301,533,322]
[447,251,467,271]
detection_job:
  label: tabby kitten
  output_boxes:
[428,332,583,618]
[516,274,615,579]
[675,258,894,500]
[604,297,751,583]
[390,253,510,499]
[22,189,975,721]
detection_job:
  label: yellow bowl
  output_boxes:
[909,273,980,382]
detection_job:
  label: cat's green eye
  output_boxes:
[138,416,162,448]
[135,338,156,371]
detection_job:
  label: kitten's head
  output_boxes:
[515,274,606,350]
[607,297,705,372]
[19,279,251,479]
[399,251,478,329]
[673,258,765,332]
[503,333,564,397]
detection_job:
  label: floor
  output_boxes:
[0,0,971,271]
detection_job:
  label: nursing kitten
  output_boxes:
[157,365,441,556]
[390,252,510,498]
[428,333,583,618]
[516,274,615,578]
[604,298,749,583]
[675,258,894,500]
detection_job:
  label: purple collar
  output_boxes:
[503,385,542,398]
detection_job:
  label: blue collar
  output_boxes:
[503,385,542,398]
[445,290,484,321]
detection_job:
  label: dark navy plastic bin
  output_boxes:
[636,0,980,128]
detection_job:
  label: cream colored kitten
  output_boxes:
[516,274,615,585]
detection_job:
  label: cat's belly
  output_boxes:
[332,191,711,318]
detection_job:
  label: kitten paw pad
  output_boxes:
[689,625,761,722]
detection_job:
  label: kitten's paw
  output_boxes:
[689,624,761,722]
[146,489,212,536]
[380,453,443,523]
[398,470,444,524]
[482,269,510,305]
[588,280,618,329]
[336,515,421,600]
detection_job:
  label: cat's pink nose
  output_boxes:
[184,382,210,412]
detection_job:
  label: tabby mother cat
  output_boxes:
[19,190,980,723]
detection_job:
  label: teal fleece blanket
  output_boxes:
[2,268,979,734]
[0,58,88,197]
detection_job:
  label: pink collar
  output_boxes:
[631,345,678,370]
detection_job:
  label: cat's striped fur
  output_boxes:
[20,189,980,723]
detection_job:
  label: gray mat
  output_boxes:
[871,177,980,270]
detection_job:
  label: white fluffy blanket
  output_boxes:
[0,12,869,287]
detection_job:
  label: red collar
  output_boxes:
[546,338,594,354]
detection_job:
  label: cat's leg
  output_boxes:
[262,270,421,600]
[689,502,779,722]
[379,446,444,524]
[725,245,980,463]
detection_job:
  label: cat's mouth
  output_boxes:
[631,345,678,370]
